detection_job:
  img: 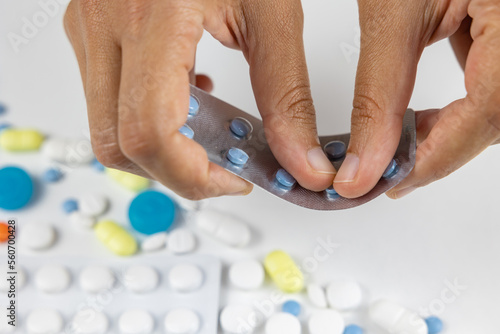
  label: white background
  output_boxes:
[1,1,499,333]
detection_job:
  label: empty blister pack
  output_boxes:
[0,254,221,334]
[185,85,417,210]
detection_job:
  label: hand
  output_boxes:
[64,0,336,200]
[333,0,500,199]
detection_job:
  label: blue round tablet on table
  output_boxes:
[343,324,364,334]
[0,103,6,115]
[62,198,79,214]
[282,300,301,317]
[425,316,443,334]
[43,168,63,183]
[0,166,34,210]
[128,190,177,235]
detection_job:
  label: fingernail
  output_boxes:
[334,153,359,183]
[227,179,253,196]
[394,186,416,199]
[307,147,337,174]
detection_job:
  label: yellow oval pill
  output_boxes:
[0,129,44,152]
[106,168,150,192]
[264,250,304,293]
[95,220,137,256]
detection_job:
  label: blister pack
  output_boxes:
[185,85,417,210]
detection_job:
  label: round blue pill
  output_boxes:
[425,316,443,334]
[227,148,249,166]
[179,124,194,139]
[325,185,340,199]
[282,300,301,317]
[324,141,346,160]
[343,324,364,334]
[275,169,296,188]
[62,199,78,214]
[0,166,34,211]
[189,96,199,116]
[230,118,252,138]
[91,159,105,172]
[0,103,6,115]
[43,168,63,183]
[0,123,11,133]
[382,159,399,178]
[128,190,177,235]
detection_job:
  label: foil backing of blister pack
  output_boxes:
[187,85,416,210]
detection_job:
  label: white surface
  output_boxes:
[124,265,159,293]
[79,265,115,293]
[325,280,363,311]
[169,264,204,293]
[307,310,344,334]
[34,264,71,293]
[0,1,499,333]
[118,309,155,334]
[168,228,197,254]
[228,260,265,291]
[26,308,64,334]
[164,309,201,334]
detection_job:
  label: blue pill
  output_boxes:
[43,168,63,183]
[343,324,364,334]
[227,148,249,166]
[425,316,443,334]
[91,159,105,172]
[275,169,296,188]
[179,124,194,139]
[128,190,177,235]
[0,103,6,115]
[282,300,301,317]
[382,159,399,178]
[230,118,252,138]
[62,198,78,214]
[324,141,346,160]
[0,166,34,210]
[325,185,340,199]
[189,96,199,116]
[0,123,11,133]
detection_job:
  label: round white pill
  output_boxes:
[71,309,109,334]
[265,312,301,334]
[326,280,363,311]
[307,283,327,308]
[70,212,96,230]
[119,309,155,334]
[228,260,264,290]
[35,264,71,293]
[79,265,115,293]
[369,300,427,334]
[169,264,204,292]
[164,308,200,334]
[22,222,56,250]
[308,310,344,334]
[220,304,262,334]
[79,193,109,217]
[168,229,196,254]
[141,232,167,252]
[26,308,64,334]
[124,265,159,293]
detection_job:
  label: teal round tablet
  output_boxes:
[0,166,34,210]
[128,190,177,235]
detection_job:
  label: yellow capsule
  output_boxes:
[95,220,137,256]
[0,129,44,152]
[264,250,304,293]
[106,168,150,192]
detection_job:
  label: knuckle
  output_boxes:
[275,81,316,128]
[351,86,385,129]
[118,124,158,161]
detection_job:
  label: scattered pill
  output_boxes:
[0,166,34,210]
[119,309,155,334]
[141,232,168,252]
[228,259,265,290]
[70,212,96,230]
[0,222,10,243]
[79,265,115,293]
[369,300,427,334]
[282,300,301,317]
[343,324,363,334]
[168,228,196,254]
[220,304,260,334]
[227,147,249,166]
[382,159,399,178]
[324,141,346,160]
[124,265,159,293]
[307,283,328,308]
[35,264,71,293]
[43,167,63,183]
[169,263,204,293]
[275,169,296,189]
[0,129,44,152]
[79,193,109,217]
[62,198,79,214]
[264,250,304,293]
[71,309,109,334]
[22,222,56,250]
[326,280,363,311]
[42,137,94,166]
[0,103,6,115]
[164,308,200,334]
[189,95,200,116]
[106,168,150,192]
[196,209,251,247]
[265,312,301,334]
[308,310,344,334]
[91,158,105,172]
[0,123,11,133]
[325,186,340,199]
[26,308,64,334]
[425,316,443,334]
[230,118,253,138]
[179,124,195,139]
[129,190,177,235]
[95,220,138,256]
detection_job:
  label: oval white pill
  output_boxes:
[79,194,109,217]
[196,209,251,247]
[307,283,327,308]
[168,229,196,254]
[22,222,56,250]
[35,264,71,293]
[119,309,155,334]
[79,265,115,293]
[27,308,64,334]
[71,309,109,334]
[124,265,159,293]
[141,232,167,252]
[169,264,204,292]
[228,260,264,290]
[42,138,95,166]
[369,300,427,334]
[220,304,261,334]
[308,310,344,334]
[265,312,301,334]
[70,212,96,230]
[164,308,200,334]
[326,280,363,311]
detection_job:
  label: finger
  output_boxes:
[116,1,252,199]
[449,16,473,70]
[242,0,336,192]
[195,74,213,93]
